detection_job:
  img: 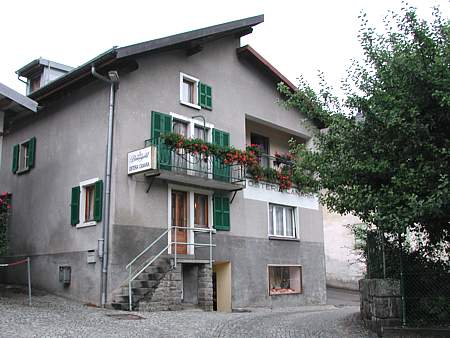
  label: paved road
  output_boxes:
[0,285,374,338]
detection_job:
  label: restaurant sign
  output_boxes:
[127,146,155,175]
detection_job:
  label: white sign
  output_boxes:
[127,146,155,175]
[243,179,319,210]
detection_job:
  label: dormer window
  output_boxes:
[180,72,200,109]
[30,76,41,92]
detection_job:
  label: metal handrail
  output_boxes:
[126,225,216,311]
[126,229,169,270]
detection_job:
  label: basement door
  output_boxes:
[171,190,188,254]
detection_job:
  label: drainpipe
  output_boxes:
[91,65,119,308]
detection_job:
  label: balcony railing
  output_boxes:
[144,138,246,187]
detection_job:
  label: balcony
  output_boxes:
[144,138,246,191]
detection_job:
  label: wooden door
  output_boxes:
[171,190,188,254]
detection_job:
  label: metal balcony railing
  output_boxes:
[144,138,245,185]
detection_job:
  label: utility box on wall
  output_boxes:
[59,266,71,285]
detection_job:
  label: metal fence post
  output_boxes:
[128,268,132,311]
[398,233,407,327]
[27,257,31,306]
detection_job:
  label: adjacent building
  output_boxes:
[0,15,326,311]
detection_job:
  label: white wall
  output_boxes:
[323,208,364,290]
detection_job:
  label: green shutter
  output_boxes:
[222,197,230,230]
[212,129,230,182]
[94,180,103,222]
[151,111,172,170]
[70,186,80,225]
[12,144,19,174]
[199,82,212,110]
[27,137,36,169]
[213,195,230,231]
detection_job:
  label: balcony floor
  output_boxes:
[145,169,245,191]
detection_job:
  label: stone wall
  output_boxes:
[360,279,401,335]
[197,264,213,311]
[139,266,182,312]
[139,263,213,312]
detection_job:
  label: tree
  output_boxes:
[280,4,450,250]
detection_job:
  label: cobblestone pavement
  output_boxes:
[0,285,375,338]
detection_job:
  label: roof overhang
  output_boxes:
[0,82,38,114]
[117,15,264,59]
[27,15,264,104]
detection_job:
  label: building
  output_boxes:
[323,208,364,290]
[0,15,326,311]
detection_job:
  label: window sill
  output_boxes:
[268,236,300,242]
[76,221,97,229]
[180,101,201,110]
[16,168,30,175]
[269,290,302,296]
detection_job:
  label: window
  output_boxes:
[179,73,212,110]
[268,265,302,295]
[70,178,103,227]
[84,185,96,222]
[250,133,270,168]
[30,76,41,93]
[180,73,200,109]
[194,194,209,228]
[11,137,36,174]
[269,204,297,238]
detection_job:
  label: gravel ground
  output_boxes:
[0,285,375,338]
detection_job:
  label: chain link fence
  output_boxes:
[366,231,450,327]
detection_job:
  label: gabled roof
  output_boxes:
[28,15,264,102]
[117,15,264,59]
[0,82,38,114]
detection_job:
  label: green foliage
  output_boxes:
[281,4,450,248]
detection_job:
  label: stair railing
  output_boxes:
[125,226,216,311]
[126,229,169,311]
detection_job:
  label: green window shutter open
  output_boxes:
[27,137,36,169]
[151,111,172,170]
[12,144,19,174]
[212,129,230,181]
[199,82,212,110]
[94,180,103,222]
[213,195,230,231]
[70,186,80,225]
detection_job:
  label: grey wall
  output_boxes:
[0,81,110,303]
[107,34,325,306]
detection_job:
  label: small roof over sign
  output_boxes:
[0,82,38,114]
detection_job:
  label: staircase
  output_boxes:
[110,226,215,312]
[111,256,172,311]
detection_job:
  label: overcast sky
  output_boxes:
[1,0,448,95]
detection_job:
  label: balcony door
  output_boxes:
[171,190,188,254]
[250,133,270,168]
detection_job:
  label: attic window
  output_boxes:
[30,76,41,92]
[180,73,200,110]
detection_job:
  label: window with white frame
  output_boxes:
[180,73,200,109]
[70,178,103,227]
[269,204,297,238]
[11,137,36,174]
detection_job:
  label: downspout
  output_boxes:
[91,65,119,308]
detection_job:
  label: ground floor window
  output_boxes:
[268,265,302,295]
